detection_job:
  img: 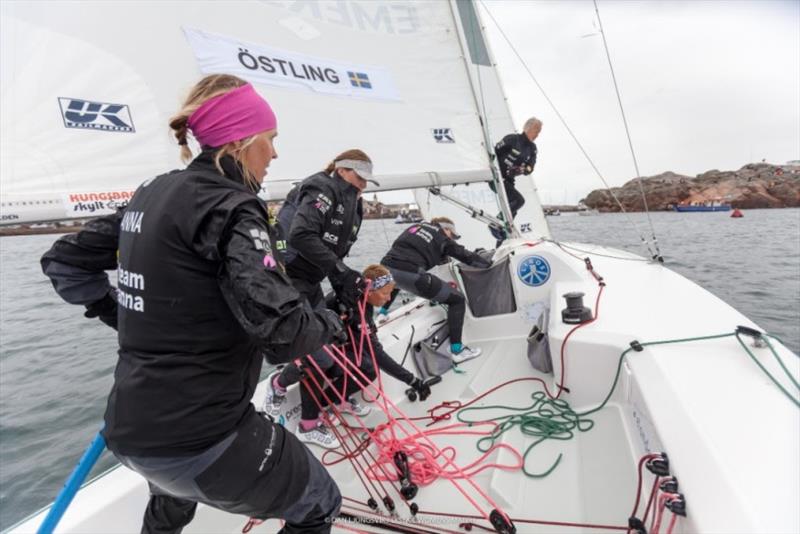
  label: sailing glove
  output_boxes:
[331,265,366,311]
[84,289,118,330]
[469,254,492,269]
[320,309,348,345]
[409,377,431,401]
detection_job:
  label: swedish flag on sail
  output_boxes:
[348,71,372,89]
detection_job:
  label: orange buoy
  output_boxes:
[731,208,743,218]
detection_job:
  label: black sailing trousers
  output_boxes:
[115,410,341,534]
[387,268,466,345]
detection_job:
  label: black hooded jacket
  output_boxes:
[494,133,537,184]
[380,221,489,273]
[277,171,363,286]
[41,151,335,457]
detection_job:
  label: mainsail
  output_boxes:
[0,0,549,248]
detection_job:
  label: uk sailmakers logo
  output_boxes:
[182,27,400,101]
[432,128,455,143]
[58,98,135,132]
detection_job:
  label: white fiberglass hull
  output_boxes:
[10,239,799,534]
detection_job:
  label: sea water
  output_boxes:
[1,209,798,528]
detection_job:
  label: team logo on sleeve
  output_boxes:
[249,229,272,252]
[314,193,332,214]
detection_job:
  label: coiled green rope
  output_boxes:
[456,331,798,479]
[458,391,594,477]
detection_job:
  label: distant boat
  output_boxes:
[578,208,600,216]
[731,208,744,218]
[394,213,423,224]
[673,200,732,212]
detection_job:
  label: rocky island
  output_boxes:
[582,163,800,212]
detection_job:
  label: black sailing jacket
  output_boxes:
[494,132,537,184]
[277,171,363,285]
[41,151,334,457]
[380,221,489,273]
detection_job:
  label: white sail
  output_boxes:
[414,0,550,251]
[0,0,536,227]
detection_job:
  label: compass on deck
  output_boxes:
[517,255,551,287]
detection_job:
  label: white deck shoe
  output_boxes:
[324,396,372,422]
[339,396,372,416]
[261,370,286,417]
[298,421,341,449]
[448,345,482,364]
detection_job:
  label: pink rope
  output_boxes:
[318,342,511,525]
[651,493,681,534]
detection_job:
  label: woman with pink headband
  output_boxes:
[41,74,345,533]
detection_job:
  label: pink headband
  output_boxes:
[187,83,277,148]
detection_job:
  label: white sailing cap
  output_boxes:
[334,159,380,186]
[437,221,461,240]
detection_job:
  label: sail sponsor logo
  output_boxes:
[432,128,455,143]
[270,1,421,34]
[57,98,135,133]
[183,28,400,101]
[348,72,371,89]
[62,190,136,217]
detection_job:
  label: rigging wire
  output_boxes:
[461,1,517,236]
[592,0,662,260]
[476,0,662,261]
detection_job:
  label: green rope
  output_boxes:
[579,332,737,417]
[457,391,594,477]
[454,330,799,479]
[735,333,800,408]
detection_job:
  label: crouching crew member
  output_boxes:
[264,150,376,447]
[41,76,345,534]
[381,217,491,363]
[268,265,431,448]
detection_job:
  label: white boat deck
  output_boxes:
[10,240,799,533]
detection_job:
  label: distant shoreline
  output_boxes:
[582,163,800,212]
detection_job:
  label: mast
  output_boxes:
[446,0,518,239]
[447,0,551,239]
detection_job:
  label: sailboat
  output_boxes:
[3,1,798,533]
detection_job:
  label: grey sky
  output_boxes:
[483,0,800,204]
[379,0,798,206]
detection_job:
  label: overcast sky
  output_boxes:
[482,0,800,204]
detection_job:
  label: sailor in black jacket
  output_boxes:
[41,77,343,534]
[277,153,372,308]
[311,264,429,422]
[381,217,491,364]
[266,150,377,449]
[491,118,543,242]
